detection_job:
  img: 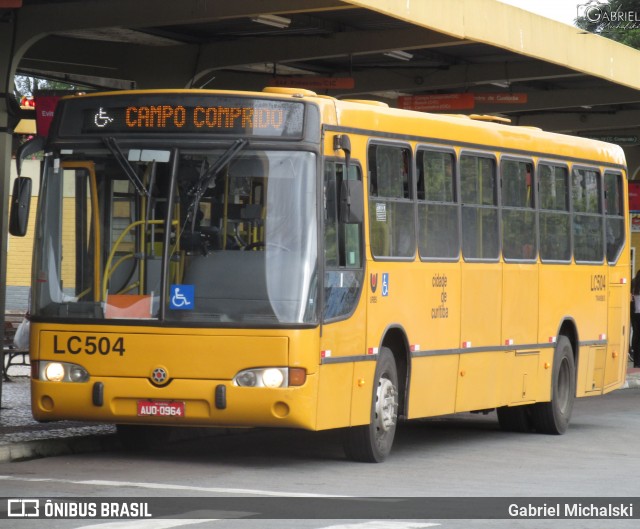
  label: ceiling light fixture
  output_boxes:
[384,50,413,61]
[251,14,291,29]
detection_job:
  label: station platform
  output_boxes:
[0,366,117,462]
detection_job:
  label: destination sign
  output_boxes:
[74,96,305,138]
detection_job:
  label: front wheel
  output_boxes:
[530,336,576,434]
[342,347,399,463]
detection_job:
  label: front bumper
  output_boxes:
[31,374,318,430]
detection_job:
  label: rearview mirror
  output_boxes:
[9,177,32,237]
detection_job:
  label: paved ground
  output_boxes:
[1,363,639,463]
[0,366,117,461]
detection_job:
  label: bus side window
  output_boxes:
[572,167,603,263]
[501,159,536,261]
[539,164,570,262]
[323,161,364,321]
[368,143,415,259]
[417,148,459,260]
[460,154,499,260]
[604,171,625,263]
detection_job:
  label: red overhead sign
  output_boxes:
[629,181,640,212]
[33,95,61,138]
[398,92,528,112]
[474,93,528,104]
[272,77,355,90]
[398,93,475,111]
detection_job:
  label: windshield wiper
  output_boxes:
[186,138,248,227]
[104,137,149,197]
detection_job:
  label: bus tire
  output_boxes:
[342,347,399,463]
[496,405,531,433]
[530,335,576,435]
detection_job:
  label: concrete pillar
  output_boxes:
[0,8,37,406]
[0,10,18,406]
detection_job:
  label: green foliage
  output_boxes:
[575,0,640,49]
[14,75,80,98]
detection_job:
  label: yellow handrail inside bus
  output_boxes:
[108,252,137,294]
[102,219,177,300]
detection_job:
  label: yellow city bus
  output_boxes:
[13,87,629,462]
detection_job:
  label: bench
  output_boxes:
[3,315,29,380]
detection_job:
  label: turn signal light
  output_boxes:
[289,368,306,386]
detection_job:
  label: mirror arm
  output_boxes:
[15,136,45,176]
[333,134,351,170]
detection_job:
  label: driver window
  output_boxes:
[323,160,364,321]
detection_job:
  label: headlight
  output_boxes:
[44,362,65,382]
[37,361,90,383]
[233,367,306,388]
[262,368,284,388]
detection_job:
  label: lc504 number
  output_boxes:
[54,335,126,356]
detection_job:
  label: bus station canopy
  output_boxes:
[5,0,640,146]
[2,0,640,403]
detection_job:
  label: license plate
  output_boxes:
[137,400,185,417]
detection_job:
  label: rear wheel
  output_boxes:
[531,335,575,434]
[342,347,399,463]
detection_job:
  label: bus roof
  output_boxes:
[58,87,626,168]
[327,96,626,169]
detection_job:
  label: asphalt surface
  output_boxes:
[1,363,639,463]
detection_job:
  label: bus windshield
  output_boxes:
[32,146,318,325]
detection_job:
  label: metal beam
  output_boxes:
[195,27,467,71]
[473,86,640,115]
[18,68,134,91]
[516,109,640,133]
[332,61,582,97]
[23,36,131,74]
[23,27,467,89]
[16,0,351,35]
[157,60,585,98]
[21,35,200,88]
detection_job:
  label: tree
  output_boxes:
[11,76,81,153]
[13,75,80,99]
[575,0,640,49]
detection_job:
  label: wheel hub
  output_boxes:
[375,377,398,432]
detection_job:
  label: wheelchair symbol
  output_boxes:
[170,285,194,310]
[172,288,191,307]
[94,107,114,128]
